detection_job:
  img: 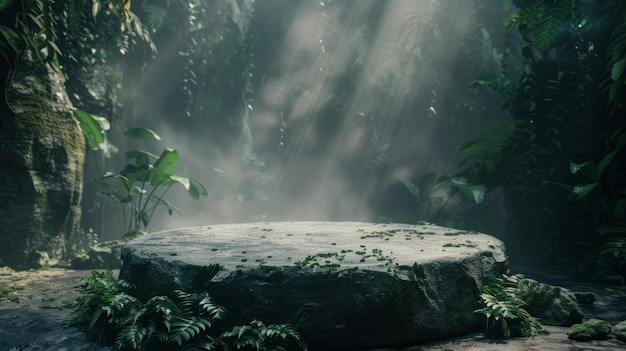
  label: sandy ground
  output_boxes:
[0,266,119,310]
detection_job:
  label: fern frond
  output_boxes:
[533,0,571,51]
[458,120,522,172]
[604,20,626,110]
[173,290,195,314]
[103,292,139,317]
[505,4,542,33]
[596,226,626,236]
[475,273,547,338]
[169,316,213,346]
[145,295,178,316]
[180,335,217,351]
[217,320,307,351]
[69,272,306,350]
[602,236,626,261]
[198,294,227,320]
[115,319,154,350]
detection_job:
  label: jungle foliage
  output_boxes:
[474,274,548,338]
[68,270,308,351]
[0,0,145,109]
[90,127,209,233]
[3,0,626,277]
[456,0,626,276]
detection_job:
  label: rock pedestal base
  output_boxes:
[119,221,508,350]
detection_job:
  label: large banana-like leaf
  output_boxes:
[149,148,178,185]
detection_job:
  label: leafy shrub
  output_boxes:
[68,270,307,351]
[456,0,626,266]
[474,274,548,338]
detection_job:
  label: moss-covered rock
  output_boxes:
[574,291,595,304]
[0,50,85,270]
[516,278,583,326]
[71,231,146,269]
[613,320,626,341]
[567,318,612,341]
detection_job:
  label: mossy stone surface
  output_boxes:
[567,318,612,341]
[516,278,583,326]
[0,50,85,270]
[120,221,508,350]
[614,320,626,341]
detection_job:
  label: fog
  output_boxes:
[82,0,510,241]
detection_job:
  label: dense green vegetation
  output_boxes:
[2,1,625,276]
[456,0,626,279]
[68,270,307,350]
[2,1,626,347]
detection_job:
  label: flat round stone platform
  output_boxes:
[119,221,508,350]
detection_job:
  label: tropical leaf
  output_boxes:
[101,172,134,197]
[572,183,599,200]
[149,148,178,185]
[74,109,105,150]
[188,177,209,200]
[169,175,191,191]
[141,4,168,30]
[0,25,23,53]
[419,172,437,200]
[569,161,594,175]
[448,177,486,205]
[0,0,14,11]
[611,58,625,81]
[124,127,162,140]
[126,150,158,164]
[399,178,420,202]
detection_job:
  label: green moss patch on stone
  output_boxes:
[444,230,479,236]
[394,263,426,281]
[443,241,478,248]
[613,320,626,341]
[295,252,345,270]
[567,319,612,341]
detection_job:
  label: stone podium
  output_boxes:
[119,221,508,350]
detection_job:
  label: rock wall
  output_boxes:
[0,51,85,269]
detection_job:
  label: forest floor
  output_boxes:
[0,266,117,311]
[0,266,625,350]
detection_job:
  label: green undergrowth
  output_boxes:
[0,285,24,303]
[67,270,307,351]
[474,274,549,338]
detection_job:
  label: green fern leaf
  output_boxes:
[529,0,571,51]
[611,58,626,81]
[198,294,227,320]
[170,316,212,346]
[173,290,195,314]
[116,321,152,350]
